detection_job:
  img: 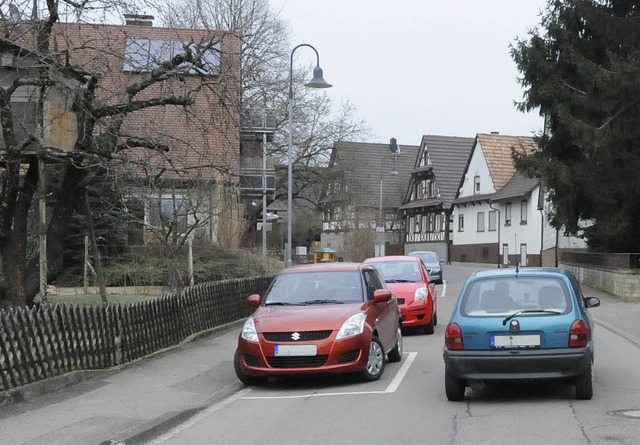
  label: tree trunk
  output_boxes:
[84,192,108,304]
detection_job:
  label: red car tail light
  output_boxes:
[569,320,588,347]
[445,322,464,350]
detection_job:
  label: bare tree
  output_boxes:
[158,0,370,249]
[0,0,242,306]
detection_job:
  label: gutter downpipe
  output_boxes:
[489,202,501,268]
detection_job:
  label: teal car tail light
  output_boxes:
[569,320,588,347]
[445,322,464,350]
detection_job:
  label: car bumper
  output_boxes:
[237,333,372,377]
[400,300,431,327]
[443,346,593,381]
[427,270,442,283]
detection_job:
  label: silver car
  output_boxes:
[409,251,443,284]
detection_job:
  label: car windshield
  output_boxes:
[372,261,421,283]
[263,270,364,305]
[460,276,572,317]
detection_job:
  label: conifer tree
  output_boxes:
[511,0,640,251]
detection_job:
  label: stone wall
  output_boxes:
[559,263,640,301]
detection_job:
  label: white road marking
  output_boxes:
[241,352,418,400]
[145,388,254,444]
[384,351,417,393]
[440,280,447,298]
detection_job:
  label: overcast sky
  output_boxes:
[269,0,549,147]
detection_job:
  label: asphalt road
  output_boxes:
[2,263,640,445]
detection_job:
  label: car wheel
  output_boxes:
[388,325,403,363]
[445,372,466,401]
[361,336,386,381]
[575,361,593,400]
[422,311,435,335]
[234,350,266,386]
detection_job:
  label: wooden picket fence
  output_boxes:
[0,276,273,392]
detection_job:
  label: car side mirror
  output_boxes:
[247,294,261,308]
[373,289,392,303]
[584,296,600,308]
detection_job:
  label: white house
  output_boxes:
[451,133,586,267]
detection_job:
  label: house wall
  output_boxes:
[51,23,242,246]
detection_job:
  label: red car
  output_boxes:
[234,262,403,385]
[364,255,437,334]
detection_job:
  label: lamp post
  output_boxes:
[286,43,332,266]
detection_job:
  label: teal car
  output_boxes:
[443,267,600,401]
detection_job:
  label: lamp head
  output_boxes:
[305,66,332,88]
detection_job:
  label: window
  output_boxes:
[123,38,221,76]
[148,195,190,234]
[488,210,497,231]
[477,212,485,232]
[414,216,422,233]
[458,214,464,232]
[474,175,481,194]
[505,202,512,226]
[420,180,428,199]
[521,199,528,224]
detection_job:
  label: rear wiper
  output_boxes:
[503,309,563,325]
[299,299,345,305]
[264,301,299,306]
[385,279,413,283]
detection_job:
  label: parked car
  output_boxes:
[364,255,437,334]
[443,267,600,401]
[234,262,403,385]
[409,250,443,284]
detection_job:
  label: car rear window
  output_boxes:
[460,276,572,317]
[371,261,422,283]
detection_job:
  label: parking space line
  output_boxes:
[384,351,417,393]
[241,352,418,400]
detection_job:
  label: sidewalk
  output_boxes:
[0,283,639,445]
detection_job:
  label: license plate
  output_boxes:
[491,334,540,348]
[274,345,317,356]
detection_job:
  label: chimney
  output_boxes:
[490,131,500,135]
[124,14,154,26]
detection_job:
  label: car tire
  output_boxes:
[361,336,386,381]
[445,372,466,401]
[388,325,403,363]
[422,311,435,335]
[575,361,593,400]
[234,350,266,386]
[433,311,438,326]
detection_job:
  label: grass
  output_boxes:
[43,293,161,306]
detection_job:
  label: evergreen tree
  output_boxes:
[511,0,640,252]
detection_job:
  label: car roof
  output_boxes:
[363,255,421,263]
[471,267,572,279]
[280,262,369,274]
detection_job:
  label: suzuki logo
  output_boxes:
[291,332,301,341]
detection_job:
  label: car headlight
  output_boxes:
[414,287,428,303]
[336,313,366,339]
[241,317,259,342]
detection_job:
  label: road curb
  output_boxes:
[594,317,640,350]
[103,382,245,445]
[0,370,106,406]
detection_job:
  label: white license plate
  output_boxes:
[274,344,318,356]
[491,334,541,348]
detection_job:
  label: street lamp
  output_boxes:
[286,43,332,267]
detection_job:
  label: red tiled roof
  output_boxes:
[477,133,537,192]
